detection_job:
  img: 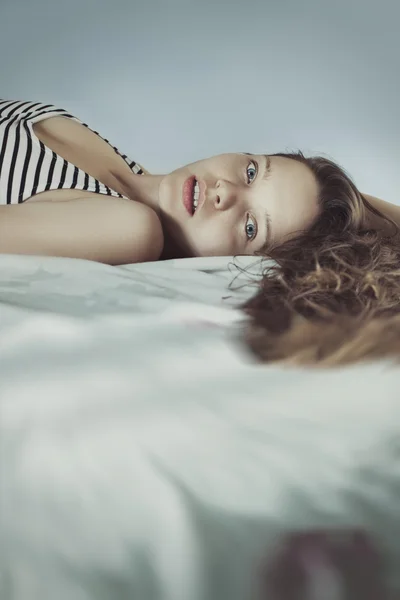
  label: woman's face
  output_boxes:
[158,153,320,257]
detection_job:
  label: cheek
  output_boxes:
[188,219,238,256]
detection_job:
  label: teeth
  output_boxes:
[192,180,200,213]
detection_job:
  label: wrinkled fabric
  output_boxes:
[0,254,399,600]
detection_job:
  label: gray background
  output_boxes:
[1,0,399,202]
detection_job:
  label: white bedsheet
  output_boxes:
[0,254,400,600]
[0,254,264,318]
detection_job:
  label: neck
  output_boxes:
[110,169,164,215]
[110,169,188,259]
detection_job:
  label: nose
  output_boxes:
[214,179,236,211]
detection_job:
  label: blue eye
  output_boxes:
[246,161,258,184]
[245,213,257,241]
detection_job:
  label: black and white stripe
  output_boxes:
[0,100,145,205]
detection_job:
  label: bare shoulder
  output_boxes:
[78,196,164,264]
[115,199,164,263]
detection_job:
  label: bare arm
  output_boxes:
[0,195,164,265]
[362,193,400,233]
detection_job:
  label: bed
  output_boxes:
[1,253,400,599]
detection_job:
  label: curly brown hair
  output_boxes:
[242,230,400,366]
[239,151,400,367]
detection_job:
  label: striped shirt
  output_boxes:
[0,100,147,205]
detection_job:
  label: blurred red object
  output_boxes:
[258,529,388,600]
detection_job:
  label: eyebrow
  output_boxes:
[262,154,272,181]
[262,209,272,249]
[261,155,272,247]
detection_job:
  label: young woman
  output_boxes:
[0,99,399,265]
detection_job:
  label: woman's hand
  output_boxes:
[363,192,400,233]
